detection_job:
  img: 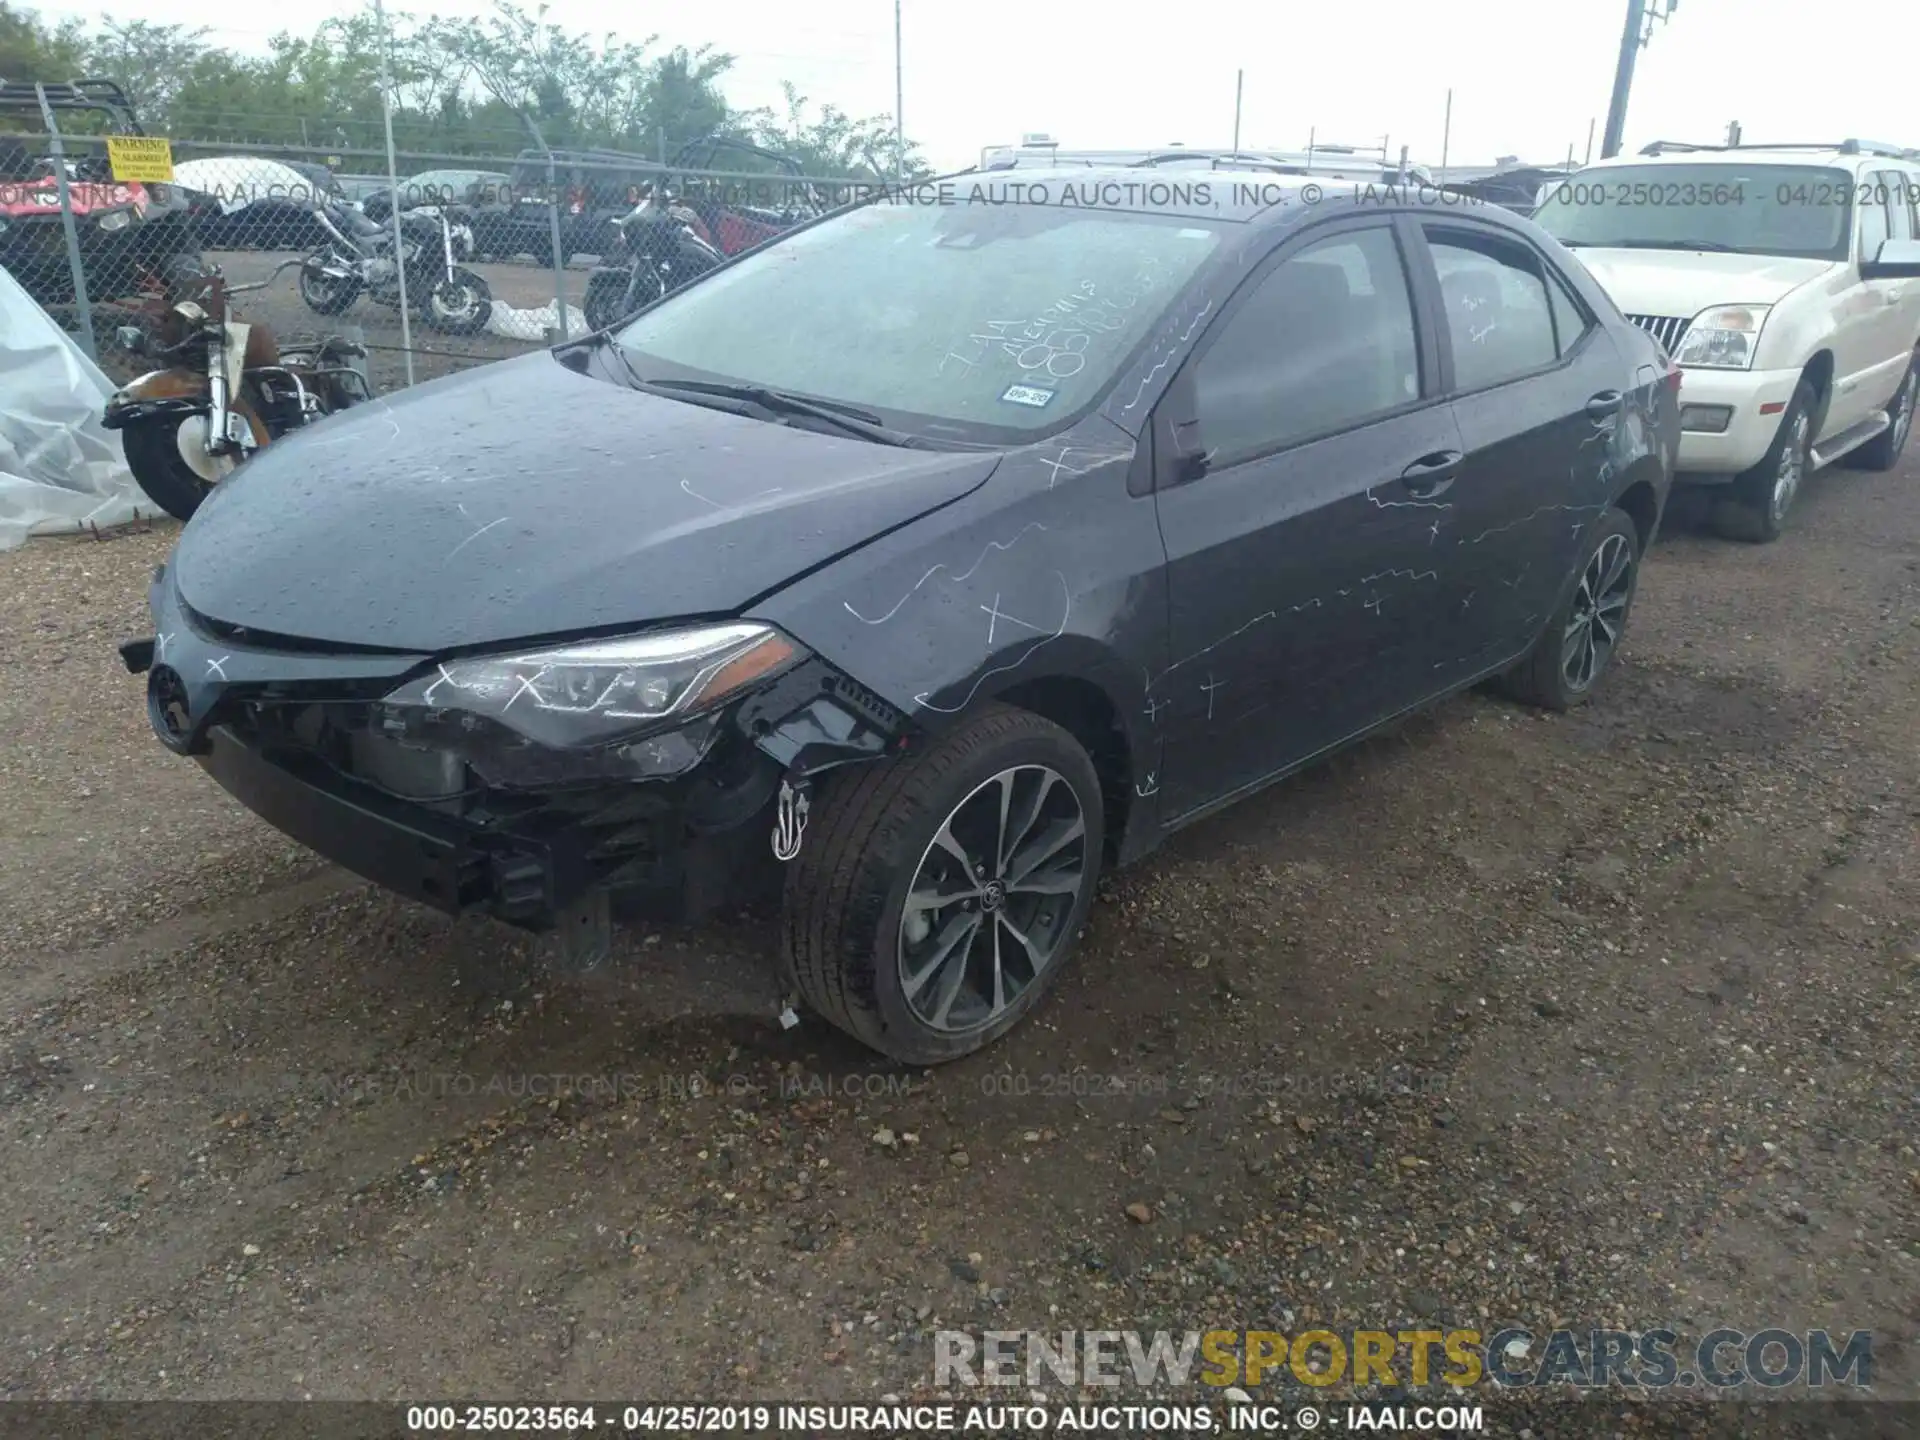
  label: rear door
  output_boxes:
[1859,169,1920,407]
[1151,214,1474,819]
[1415,219,1626,664]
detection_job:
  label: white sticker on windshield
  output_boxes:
[1000,384,1057,408]
[1178,228,1211,238]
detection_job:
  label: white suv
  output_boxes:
[1531,141,1920,541]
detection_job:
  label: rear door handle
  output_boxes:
[1399,449,1462,498]
[1586,390,1623,420]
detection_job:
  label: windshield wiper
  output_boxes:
[1600,238,1740,253]
[635,376,923,447]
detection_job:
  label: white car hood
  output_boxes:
[1571,248,1839,316]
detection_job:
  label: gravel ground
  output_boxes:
[1,407,1916,1427]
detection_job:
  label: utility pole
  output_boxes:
[893,0,904,178]
[371,0,414,384]
[1232,69,1243,153]
[1601,0,1679,159]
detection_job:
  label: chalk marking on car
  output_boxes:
[842,523,1050,625]
[205,655,229,679]
[1147,609,1278,691]
[979,593,1049,646]
[1119,300,1216,413]
[681,477,783,509]
[912,571,1072,714]
[1460,501,1610,546]
[1200,674,1225,720]
[1365,485,1454,513]
[444,514,508,563]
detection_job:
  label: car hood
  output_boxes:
[1572,248,1838,314]
[173,351,1001,653]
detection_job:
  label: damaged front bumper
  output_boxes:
[122,564,912,933]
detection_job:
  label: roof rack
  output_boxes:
[0,78,143,129]
[1640,138,1918,159]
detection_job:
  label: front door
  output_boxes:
[1151,217,1484,819]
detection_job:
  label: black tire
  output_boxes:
[583,271,630,332]
[781,703,1106,1065]
[120,419,221,522]
[1498,507,1642,712]
[420,267,492,335]
[299,261,360,316]
[1717,379,1815,543]
[1846,350,1918,472]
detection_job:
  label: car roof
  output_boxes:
[933,164,1536,234]
[1589,147,1920,170]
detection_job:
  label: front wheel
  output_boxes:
[119,414,240,522]
[781,704,1106,1065]
[1719,379,1816,543]
[1498,507,1642,712]
[420,267,492,335]
[298,259,361,316]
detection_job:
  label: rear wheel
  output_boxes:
[1717,379,1814,543]
[1847,350,1918,472]
[782,704,1105,1064]
[1498,507,1642,712]
[299,260,361,316]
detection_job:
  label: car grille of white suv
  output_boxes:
[1627,314,1692,356]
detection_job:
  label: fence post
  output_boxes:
[520,111,571,343]
[35,83,97,361]
[371,0,416,385]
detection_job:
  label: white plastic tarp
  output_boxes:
[0,263,147,550]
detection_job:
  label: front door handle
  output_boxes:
[1586,389,1624,419]
[1399,449,1462,498]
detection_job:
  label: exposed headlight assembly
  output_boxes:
[379,623,803,783]
[1673,304,1770,370]
[96,209,132,232]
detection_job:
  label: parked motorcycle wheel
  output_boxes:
[421,267,492,335]
[119,414,241,522]
[299,261,362,316]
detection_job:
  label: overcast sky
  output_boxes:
[36,0,1920,172]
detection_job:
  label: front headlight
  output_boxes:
[1673,304,1770,370]
[382,622,802,751]
[97,209,132,232]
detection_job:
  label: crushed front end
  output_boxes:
[122,562,911,952]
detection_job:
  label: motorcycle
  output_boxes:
[582,186,724,332]
[299,202,492,336]
[101,258,374,521]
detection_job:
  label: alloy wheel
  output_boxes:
[432,279,484,326]
[1771,411,1810,522]
[896,764,1088,1036]
[1893,370,1917,456]
[1561,532,1633,694]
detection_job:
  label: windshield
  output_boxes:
[1531,164,1852,261]
[612,196,1226,443]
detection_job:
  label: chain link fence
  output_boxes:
[4,113,874,395]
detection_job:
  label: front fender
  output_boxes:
[101,369,209,430]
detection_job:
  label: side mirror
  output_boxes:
[1167,419,1211,484]
[1861,237,1920,280]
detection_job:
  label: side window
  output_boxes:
[1427,228,1559,391]
[1878,170,1913,242]
[1857,175,1891,259]
[1188,226,1420,463]
[1546,271,1593,358]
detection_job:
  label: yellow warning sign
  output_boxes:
[106,136,175,183]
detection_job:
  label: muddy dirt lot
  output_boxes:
[2,426,1916,1422]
